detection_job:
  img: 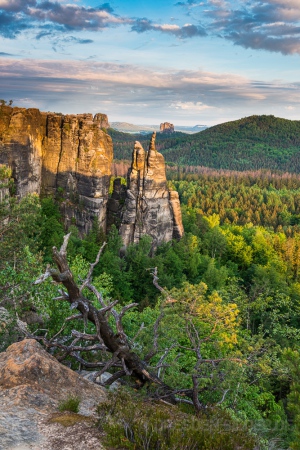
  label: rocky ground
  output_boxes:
[0,339,107,450]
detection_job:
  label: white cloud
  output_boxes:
[172,101,213,111]
[0,57,299,124]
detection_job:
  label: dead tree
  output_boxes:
[32,234,240,411]
[33,234,177,401]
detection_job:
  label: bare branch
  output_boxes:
[60,232,72,254]
[33,265,51,285]
[145,310,164,363]
[92,355,120,381]
[111,303,138,343]
[80,241,106,293]
[102,370,126,386]
[70,330,94,340]
[121,357,132,376]
[52,296,68,301]
[149,267,165,294]
[119,303,138,320]
[155,343,177,377]
[48,314,83,343]
[86,283,106,308]
[216,389,230,405]
[71,353,121,369]
[131,322,145,343]
[149,267,176,304]
[98,300,119,315]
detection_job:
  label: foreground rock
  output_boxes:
[109,132,184,248]
[0,106,113,233]
[0,339,106,449]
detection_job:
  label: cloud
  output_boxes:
[0,58,299,124]
[0,1,131,38]
[175,0,300,54]
[131,19,206,37]
[0,10,30,38]
[206,0,300,55]
[172,101,213,111]
[0,0,36,13]
[27,2,130,30]
[0,0,207,42]
[1,0,300,55]
[0,58,277,91]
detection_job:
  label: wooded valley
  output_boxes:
[2,162,300,448]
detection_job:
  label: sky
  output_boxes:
[0,0,300,126]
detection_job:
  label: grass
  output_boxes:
[49,412,93,427]
[58,395,81,413]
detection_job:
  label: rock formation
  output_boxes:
[0,339,106,449]
[0,106,184,247]
[0,106,113,233]
[160,122,174,133]
[111,132,184,248]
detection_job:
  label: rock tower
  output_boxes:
[113,132,183,247]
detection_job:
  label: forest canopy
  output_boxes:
[110,115,300,173]
[2,166,300,448]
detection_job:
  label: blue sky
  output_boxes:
[0,0,300,126]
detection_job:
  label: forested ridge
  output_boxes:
[3,165,300,448]
[110,115,300,172]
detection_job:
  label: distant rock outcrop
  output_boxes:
[110,132,184,248]
[0,106,113,233]
[160,122,174,133]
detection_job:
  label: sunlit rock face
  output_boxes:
[116,132,184,248]
[0,106,113,233]
[0,106,184,244]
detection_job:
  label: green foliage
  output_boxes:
[112,115,300,173]
[109,176,126,195]
[283,349,300,449]
[0,194,43,267]
[0,164,12,183]
[58,396,81,413]
[3,166,300,448]
[97,389,257,450]
[174,170,300,230]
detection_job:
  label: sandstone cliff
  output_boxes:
[0,106,183,247]
[110,132,184,247]
[0,106,113,233]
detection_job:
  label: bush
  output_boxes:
[97,389,258,450]
[58,395,81,413]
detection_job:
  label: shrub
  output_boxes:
[97,389,258,450]
[58,395,81,413]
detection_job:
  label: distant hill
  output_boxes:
[110,122,207,134]
[110,115,300,173]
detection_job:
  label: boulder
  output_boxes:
[0,339,106,449]
[0,339,106,409]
